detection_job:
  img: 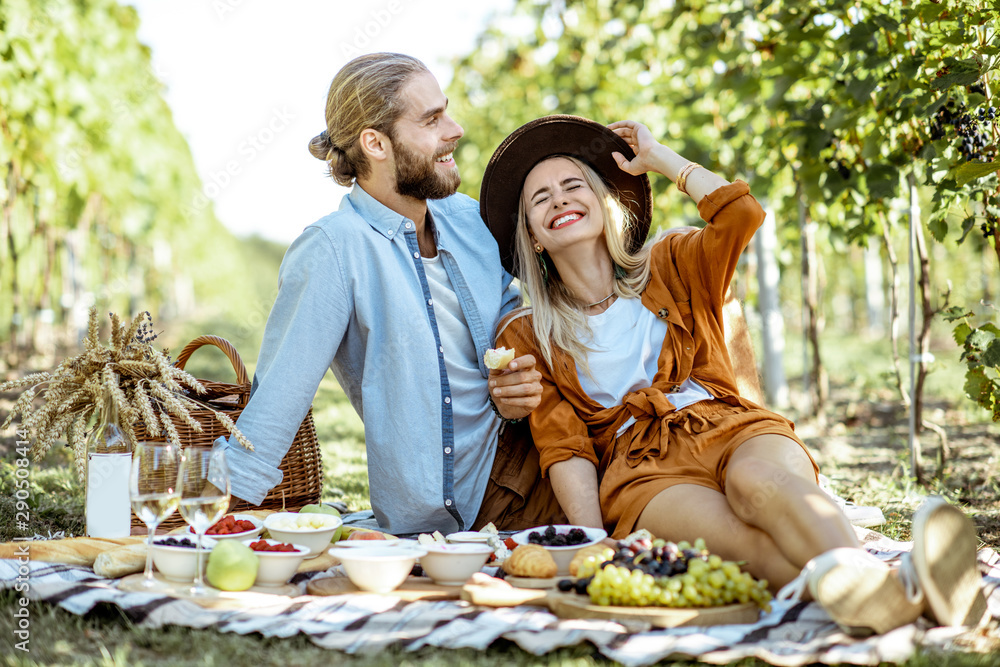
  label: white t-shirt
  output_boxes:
[422,255,500,499]
[577,296,712,435]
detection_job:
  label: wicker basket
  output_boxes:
[130,335,323,530]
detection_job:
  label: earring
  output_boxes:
[537,253,549,284]
[534,243,543,254]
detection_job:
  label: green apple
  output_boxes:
[206,540,258,591]
[300,503,343,542]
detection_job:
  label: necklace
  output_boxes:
[586,292,616,308]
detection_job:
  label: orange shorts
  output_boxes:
[601,399,819,539]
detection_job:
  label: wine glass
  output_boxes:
[129,442,181,590]
[177,446,230,596]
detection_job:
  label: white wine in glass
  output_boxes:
[178,447,230,596]
[129,442,181,589]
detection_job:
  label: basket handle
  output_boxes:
[174,335,250,386]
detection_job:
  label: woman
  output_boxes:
[480,115,987,633]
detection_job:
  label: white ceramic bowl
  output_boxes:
[264,512,343,559]
[510,525,608,576]
[150,535,218,582]
[419,543,494,585]
[187,514,264,541]
[242,538,311,587]
[329,546,427,593]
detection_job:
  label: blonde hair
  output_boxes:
[513,156,653,373]
[308,53,429,186]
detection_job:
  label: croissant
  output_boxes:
[569,544,614,577]
[502,544,557,578]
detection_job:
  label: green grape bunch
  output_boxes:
[559,535,772,612]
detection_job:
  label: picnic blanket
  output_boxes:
[3,527,999,665]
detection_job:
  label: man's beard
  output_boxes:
[391,137,460,200]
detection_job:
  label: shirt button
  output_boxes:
[413,251,420,259]
[658,308,669,319]
[444,447,452,454]
[427,298,433,306]
[444,396,451,404]
[445,499,452,507]
[439,345,444,353]
[405,222,412,229]
[387,229,393,235]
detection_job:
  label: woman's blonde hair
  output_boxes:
[308,53,429,186]
[513,156,654,373]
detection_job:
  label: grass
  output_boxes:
[2,326,1000,664]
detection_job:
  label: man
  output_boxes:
[216,53,562,535]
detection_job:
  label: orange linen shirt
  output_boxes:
[496,181,768,477]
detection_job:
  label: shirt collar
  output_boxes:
[346,183,413,240]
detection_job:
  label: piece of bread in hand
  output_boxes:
[484,346,515,370]
[502,544,557,578]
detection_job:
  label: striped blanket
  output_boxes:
[3,528,999,665]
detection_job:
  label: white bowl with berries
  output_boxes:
[510,524,607,576]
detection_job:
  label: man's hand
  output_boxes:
[488,354,542,421]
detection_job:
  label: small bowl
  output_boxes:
[150,536,218,582]
[419,543,493,586]
[445,531,491,545]
[264,512,344,559]
[242,538,311,587]
[188,514,264,541]
[510,525,608,576]
[329,546,427,593]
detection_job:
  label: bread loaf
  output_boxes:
[93,543,148,578]
[0,537,143,566]
[502,544,557,578]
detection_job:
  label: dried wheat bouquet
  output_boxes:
[0,308,252,481]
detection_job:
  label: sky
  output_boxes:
[125,0,516,244]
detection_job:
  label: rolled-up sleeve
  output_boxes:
[495,314,598,477]
[221,227,349,505]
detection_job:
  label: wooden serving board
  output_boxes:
[307,576,462,600]
[503,575,559,589]
[461,583,759,628]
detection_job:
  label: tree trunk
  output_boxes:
[906,171,925,483]
[754,205,789,408]
[798,181,827,421]
[863,240,885,337]
[880,212,909,406]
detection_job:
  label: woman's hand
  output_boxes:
[608,120,662,175]
[489,354,542,421]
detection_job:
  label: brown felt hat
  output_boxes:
[480,115,652,276]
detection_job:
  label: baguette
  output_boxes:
[0,537,143,566]
[93,542,148,578]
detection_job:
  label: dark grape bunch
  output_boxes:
[930,100,996,163]
[982,213,998,240]
[527,525,589,546]
[557,535,772,611]
[155,537,197,548]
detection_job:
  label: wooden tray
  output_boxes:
[461,583,759,628]
[307,576,462,600]
[503,575,559,589]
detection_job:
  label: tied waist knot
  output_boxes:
[619,387,711,467]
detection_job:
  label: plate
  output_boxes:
[504,575,559,589]
[446,531,491,543]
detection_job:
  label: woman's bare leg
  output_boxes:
[724,434,858,569]
[636,483,801,589]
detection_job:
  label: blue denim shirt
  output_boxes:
[217,185,520,535]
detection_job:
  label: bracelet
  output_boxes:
[488,392,523,425]
[675,162,702,196]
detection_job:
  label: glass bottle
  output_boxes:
[85,382,134,537]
